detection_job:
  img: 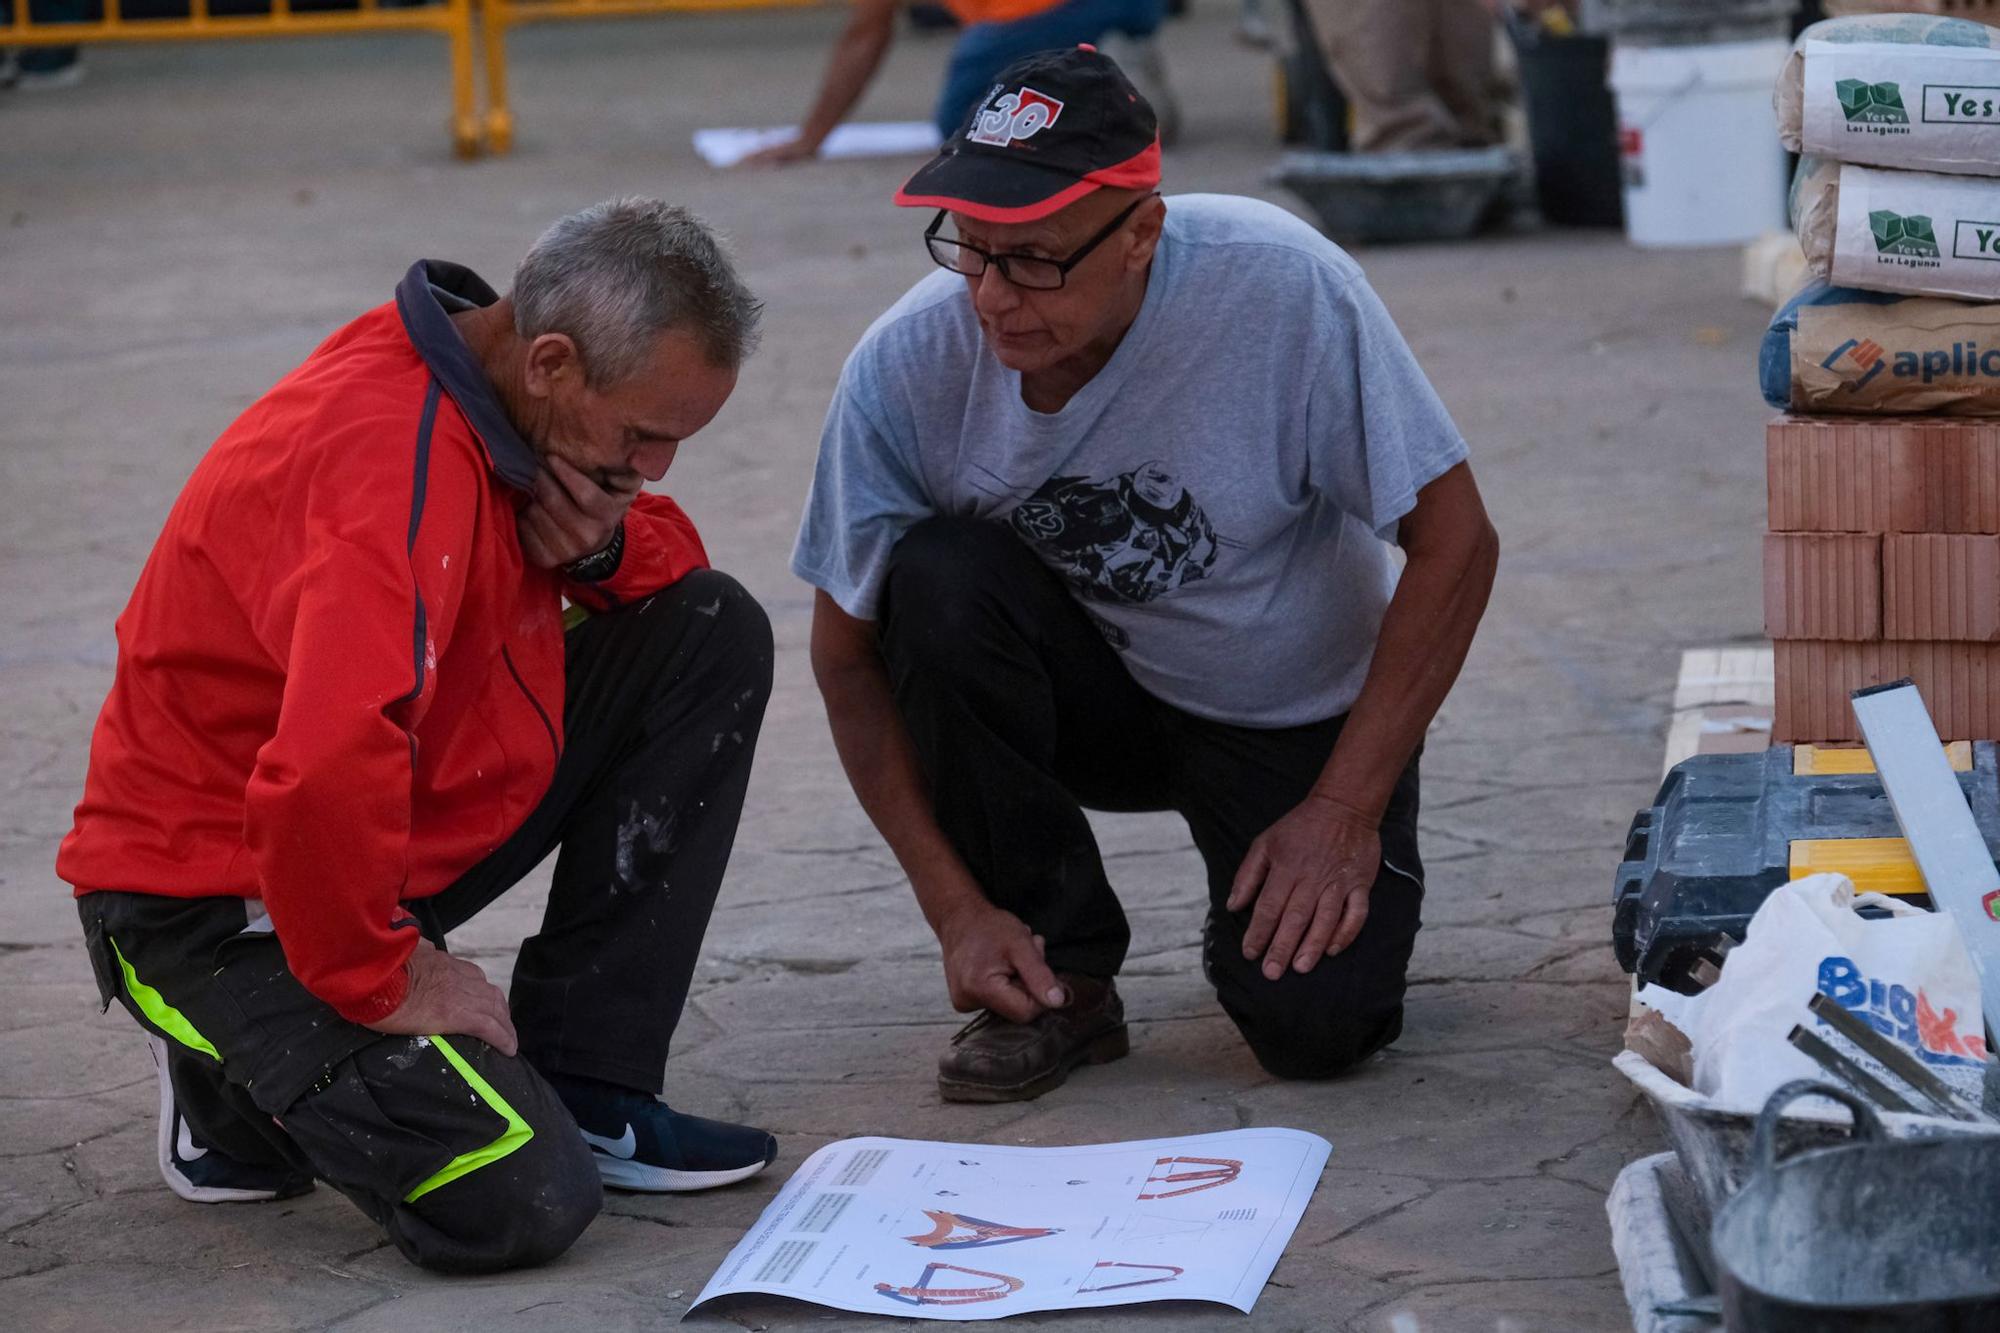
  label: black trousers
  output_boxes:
[77,569,772,1272]
[878,518,1423,1080]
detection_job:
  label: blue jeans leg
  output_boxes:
[935,0,1164,138]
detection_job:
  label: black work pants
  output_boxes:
[878,518,1423,1079]
[77,569,772,1271]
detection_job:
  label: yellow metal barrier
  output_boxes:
[2,0,484,157]
[475,0,827,154]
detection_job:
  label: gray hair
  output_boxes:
[512,198,763,385]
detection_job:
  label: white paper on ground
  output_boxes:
[693,122,942,169]
[687,1128,1331,1320]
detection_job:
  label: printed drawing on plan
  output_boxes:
[1116,1213,1212,1245]
[875,1263,1026,1307]
[1078,1261,1185,1293]
[903,1210,1062,1250]
[1139,1156,1243,1200]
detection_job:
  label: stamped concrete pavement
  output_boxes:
[0,8,1771,1329]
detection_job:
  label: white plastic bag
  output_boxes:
[1685,873,1988,1111]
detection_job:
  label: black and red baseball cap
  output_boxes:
[894,44,1161,224]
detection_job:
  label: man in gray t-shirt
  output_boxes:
[795,46,1498,1102]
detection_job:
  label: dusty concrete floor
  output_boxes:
[0,7,1775,1330]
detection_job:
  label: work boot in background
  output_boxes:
[1,0,86,92]
[937,973,1129,1103]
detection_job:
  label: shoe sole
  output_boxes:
[936,1024,1130,1104]
[150,1036,288,1205]
[592,1154,773,1193]
[14,66,84,92]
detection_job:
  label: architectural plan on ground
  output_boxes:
[689,1128,1331,1320]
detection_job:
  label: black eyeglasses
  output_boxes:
[924,195,1152,291]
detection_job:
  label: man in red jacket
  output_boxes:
[57,199,778,1272]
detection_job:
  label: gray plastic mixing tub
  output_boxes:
[1271,148,1517,245]
[1712,1081,2000,1329]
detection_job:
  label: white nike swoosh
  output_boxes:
[176,1116,209,1162]
[580,1124,638,1160]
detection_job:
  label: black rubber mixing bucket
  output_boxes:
[1710,1081,2000,1331]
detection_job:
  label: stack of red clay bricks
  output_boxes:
[1767,415,2000,742]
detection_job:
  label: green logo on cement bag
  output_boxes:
[1838,79,1910,126]
[1872,211,1942,259]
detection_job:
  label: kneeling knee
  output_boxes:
[880,518,1035,662]
[681,569,773,661]
[674,569,774,701]
[406,1141,603,1274]
[1234,1006,1403,1081]
[885,517,1027,609]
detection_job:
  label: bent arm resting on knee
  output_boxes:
[1232,462,1499,973]
[810,590,1066,1019]
[1315,462,1498,824]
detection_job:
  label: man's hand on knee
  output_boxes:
[367,939,520,1055]
[1228,799,1380,981]
[936,902,1069,1024]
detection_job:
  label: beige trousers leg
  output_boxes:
[1305,0,1500,152]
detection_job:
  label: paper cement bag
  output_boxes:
[1762,277,2000,413]
[1793,157,2000,298]
[1684,874,1988,1112]
[1823,0,2000,16]
[1777,16,2000,175]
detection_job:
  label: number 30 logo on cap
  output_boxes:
[968,86,1065,147]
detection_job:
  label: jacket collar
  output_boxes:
[394,260,540,492]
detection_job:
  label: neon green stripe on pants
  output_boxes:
[110,937,220,1061]
[403,1036,536,1203]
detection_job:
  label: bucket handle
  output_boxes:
[1630,71,1706,135]
[1751,1080,1888,1178]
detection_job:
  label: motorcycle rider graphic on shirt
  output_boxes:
[1008,461,1222,606]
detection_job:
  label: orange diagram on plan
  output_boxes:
[875,1262,1026,1307]
[903,1210,1062,1250]
[1138,1156,1243,1200]
[1079,1261,1185,1293]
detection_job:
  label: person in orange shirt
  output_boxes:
[745,0,1176,165]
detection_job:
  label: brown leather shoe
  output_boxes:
[936,974,1129,1103]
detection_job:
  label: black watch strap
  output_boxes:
[562,520,625,583]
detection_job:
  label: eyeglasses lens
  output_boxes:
[926,236,1065,290]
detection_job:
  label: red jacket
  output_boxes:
[58,261,709,1024]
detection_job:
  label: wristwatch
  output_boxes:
[562,521,625,583]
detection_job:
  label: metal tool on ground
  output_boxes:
[1851,678,2000,1047]
[1710,1080,2000,1330]
[1805,992,1992,1124]
[1785,1024,1920,1115]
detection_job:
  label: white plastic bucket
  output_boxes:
[1610,37,1790,248]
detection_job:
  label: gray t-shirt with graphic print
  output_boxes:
[791,193,1469,728]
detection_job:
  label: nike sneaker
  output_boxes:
[546,1072,777,1193]
[150,1036,314,1204]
